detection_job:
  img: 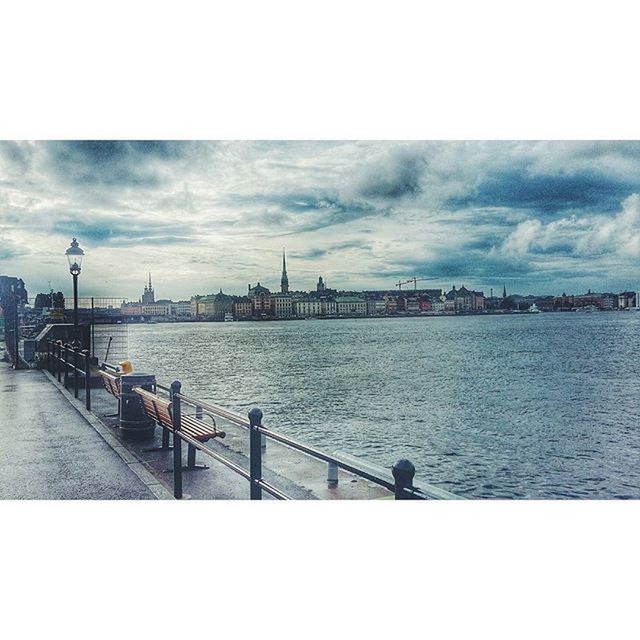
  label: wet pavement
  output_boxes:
[0,361,156,499]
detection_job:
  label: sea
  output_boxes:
[126,312,640,498]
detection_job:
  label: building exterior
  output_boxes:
[336,296,367,316]
[272,293,293,318]
[295,297,337,317]
[248,283,272,316]
[280,249,289,294]
[141,273,155,304]
[195,290,233,320]
[367,299,386,315]
[233,297,252,319]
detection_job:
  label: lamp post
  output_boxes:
[65,237,85,347]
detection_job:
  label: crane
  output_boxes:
[395,277,430,291]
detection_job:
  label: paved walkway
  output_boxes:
[0,361,156,499]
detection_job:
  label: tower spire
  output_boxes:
[280,248,289,294]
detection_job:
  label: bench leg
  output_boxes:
[143,426,174,452]
[187,443,196,468]
[164,444,209,472]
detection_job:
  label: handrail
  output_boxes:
[167,393,290,500]
[171,388,460,499]
[90,363,462,501]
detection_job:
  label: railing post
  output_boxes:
[170,380,183,499]
[73,347,79,398]
[327,461,339,486]
[188,404,203,468]
[392,459,416,500]
[63,344,69,387]
[249,407,263,500]
[56,342,61,382]
[84,349,91,411]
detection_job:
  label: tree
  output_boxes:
[52,292,65,309]
[34,293,52,309]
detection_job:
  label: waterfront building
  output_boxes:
[141,273,155,304]
[384,295,398,314]
[170,300,192,316]
[336,295,367,316]
[406,297,420,314]
[248,283,272,316]
[196,290,233,320]
[432,296,446,313]
[271,293,293,318]
[280,249,289,294]
[618,291,636,309]
[294,297,337,317]
[444,288,457,312]
[233,296,252,319]
[367,299,386,315]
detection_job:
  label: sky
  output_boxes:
[2,140,640,301]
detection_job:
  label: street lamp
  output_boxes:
[65,237,85,345]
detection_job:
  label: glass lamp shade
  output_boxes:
[66,237,84,273]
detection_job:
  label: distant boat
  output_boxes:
[224,313,234,322]
[528,303,541,314]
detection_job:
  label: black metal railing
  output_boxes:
[151,379,462,501]
[46,340,92,411]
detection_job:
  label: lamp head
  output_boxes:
[65,237,84,275]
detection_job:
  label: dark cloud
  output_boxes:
[52,214,195,246]
[449,168,638,215]
[355,148,426,200]
[41,141,193,187]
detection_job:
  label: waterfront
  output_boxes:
[126,312,640,499]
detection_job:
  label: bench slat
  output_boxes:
[98,370,121,398]
[134,388,224,442]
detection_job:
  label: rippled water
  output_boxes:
[127,313,640,498]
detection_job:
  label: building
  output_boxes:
[367,299,386,316]
[233,297,252,319]
[295,297,337,317]
[141,273,155,304]
[272,293,293,318]
[280,249,289,294]
[196,290,233,320]
[336,296,367,316]
[248,283,272,316]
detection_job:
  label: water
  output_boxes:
[127,313,640,499]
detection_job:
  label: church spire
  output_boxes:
[280,248,289,294]
[503,284,507,298]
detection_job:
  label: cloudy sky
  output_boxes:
[1,140,640,300]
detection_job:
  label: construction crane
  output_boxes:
[395,277,430,291]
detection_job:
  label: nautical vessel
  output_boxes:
[528,303,541,313]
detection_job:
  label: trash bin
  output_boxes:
[119,373,156,440]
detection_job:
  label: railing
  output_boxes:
[45,340,92,411]
[152,379,463,501]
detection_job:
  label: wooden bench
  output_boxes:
[134,387,225,470]
[98,369,121,398]
[98,369,121,417]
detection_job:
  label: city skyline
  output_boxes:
[2,141,640,298]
